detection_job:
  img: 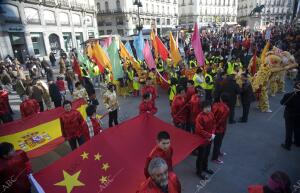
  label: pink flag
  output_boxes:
[143,40,156,69]
[191,22,205,66]
[103,36,112,48]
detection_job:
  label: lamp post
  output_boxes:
[133,0,143,33]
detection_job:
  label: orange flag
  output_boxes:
[119,40,140,70]
[93,42,112,71]
[169,32,182,66]
[87,44,104,73]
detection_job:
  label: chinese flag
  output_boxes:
[32,114,203,193]
[155,36,169,61]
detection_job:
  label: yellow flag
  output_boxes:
[261,40,270,64]
[150,30,158,59]
[119,40,140,70]
[169,32,182,66]
[87,44,94,59]
[93,42,112,71]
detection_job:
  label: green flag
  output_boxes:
[107,39,124,80]
[78,52,98,78]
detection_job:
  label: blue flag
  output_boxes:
[125,41,134,57]
[133,31,145,61]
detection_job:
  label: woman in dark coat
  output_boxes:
[49,81,62,108]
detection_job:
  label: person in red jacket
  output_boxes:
[141,77,157,102]
[187,86,203,133]
[139,93,157,115]
[83,105,102,141]
[186,80,196,102]
[171,86,188,130]
[60,100,86,150]
[195,100,216,180]
[138,157,181,193]
[144,131,173,178]
[248,171,291,193]
[0,87,13,123]
[20,95,40,118]
[211,93,230,164]
[0,142,32,193]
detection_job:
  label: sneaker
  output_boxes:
[281,144,291,151]
[229,120,236,124]
[212,159,224,164]
[219,152,227,156]
[265,109,272,113]
[204,169,214,175]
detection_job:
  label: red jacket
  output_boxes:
[195,112,216,143]
[20,99,40,118]
[0,150,32,193]
[248,185,264,193]
[189,94,202,124]
[83,117,102,140]
[212,102,230,133]
[56,80,65,91]
[139,100,157,115]
[141,85,157,101]
[137,172,181,193]
[60,109,85,139]
[186,86,195,102]
[144,145,173,178]
[171,95,188,125]
[0,90,9,116]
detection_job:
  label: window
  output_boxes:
[99,30,105,35]
[106,30,112,34]
[97,3,101,12]
[162,6,164,14]
[60,12,69,25]
[72,14,81,26]
[98,20,105,26]
[30,32,46,56]
[167,7,170,15]
[116,17,124,25]
[2,4,21,23]
[44,10,56,25]
[24,8,40,24]
[167,18,170,25]
[116,0,121,10]
[146,3,149,12]
[105,1,109,11]
[117,29,124,36]
[62,32,73,52]
[85,15,93,27]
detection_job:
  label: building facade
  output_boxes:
[237,0,295,29]
[179,0,238,29]
[95,0,179,36]
[0,0,98,62]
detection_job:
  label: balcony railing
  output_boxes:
[97,9,124,15]
[43,0,56,6]
[57,0,70,8]
[25,0,40,4]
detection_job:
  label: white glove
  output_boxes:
[210,134,216,141]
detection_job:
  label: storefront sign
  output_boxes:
[7,26,24,32]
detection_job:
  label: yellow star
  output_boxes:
[99,176,108,184]
[80,152,89,160]
[94,153,102,161]
[54,170,85,193]
[102,163,110,171]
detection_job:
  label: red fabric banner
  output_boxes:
[155,36,169,61]
[33,114,203,193]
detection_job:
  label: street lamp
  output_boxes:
[133,0,143,33]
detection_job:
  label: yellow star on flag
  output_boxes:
[54,170,85,193]
[102,163,110,171]
[99,176,108,184]
[94,153,102,161]
[80,152,89,160]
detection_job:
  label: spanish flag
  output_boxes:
[169,32,182,66]
[31,114,203,193]
[0,99,87,158]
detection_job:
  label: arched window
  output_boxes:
[97,2,101,12]
[44,10,56,25]
[105,1,109,11]
[116,0,121,10]
[1,4,20,22]
[72,13,81,26]
[24,7,40,24]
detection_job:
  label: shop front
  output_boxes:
[9,32,28,63]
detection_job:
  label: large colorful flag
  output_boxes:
[191,22,205,66]
[119,40,139,70]
[72,56,82,79]
[102,36,112,48]
[93,42,112,71]
[0,99,87,158]
[87,44,105,74]
[261,40,270,64]
[107,39,124,80]
[77,53,97,78]
[125,41,134,57]
[169,32,182,66]
[150,30,158,59]
[155,35,169,61]
[31,114,203,193]
[133,31,145,61]
[142,40,156,69]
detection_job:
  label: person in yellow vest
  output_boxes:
[156,58,164,74]
[132,70,140,96]
[234,58,243,70]
[168,78,177,106]
[189,57,197,69]
[126,66,134,93]
[192,68,205,88]
[202,67,214,102]
[225,58,235,75]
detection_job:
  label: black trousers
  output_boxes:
[212,133,224,160]
[196,143,211,174]
[228,102,236,122]
[39,101,44,112]
[54,100,62,108]
[205,89,213,102]
[241,103,250,122]
[68,135,85,150]
[284,115,300,147]
[0,113,13,123]
[109,109,118,127]
[175,122,186,131]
